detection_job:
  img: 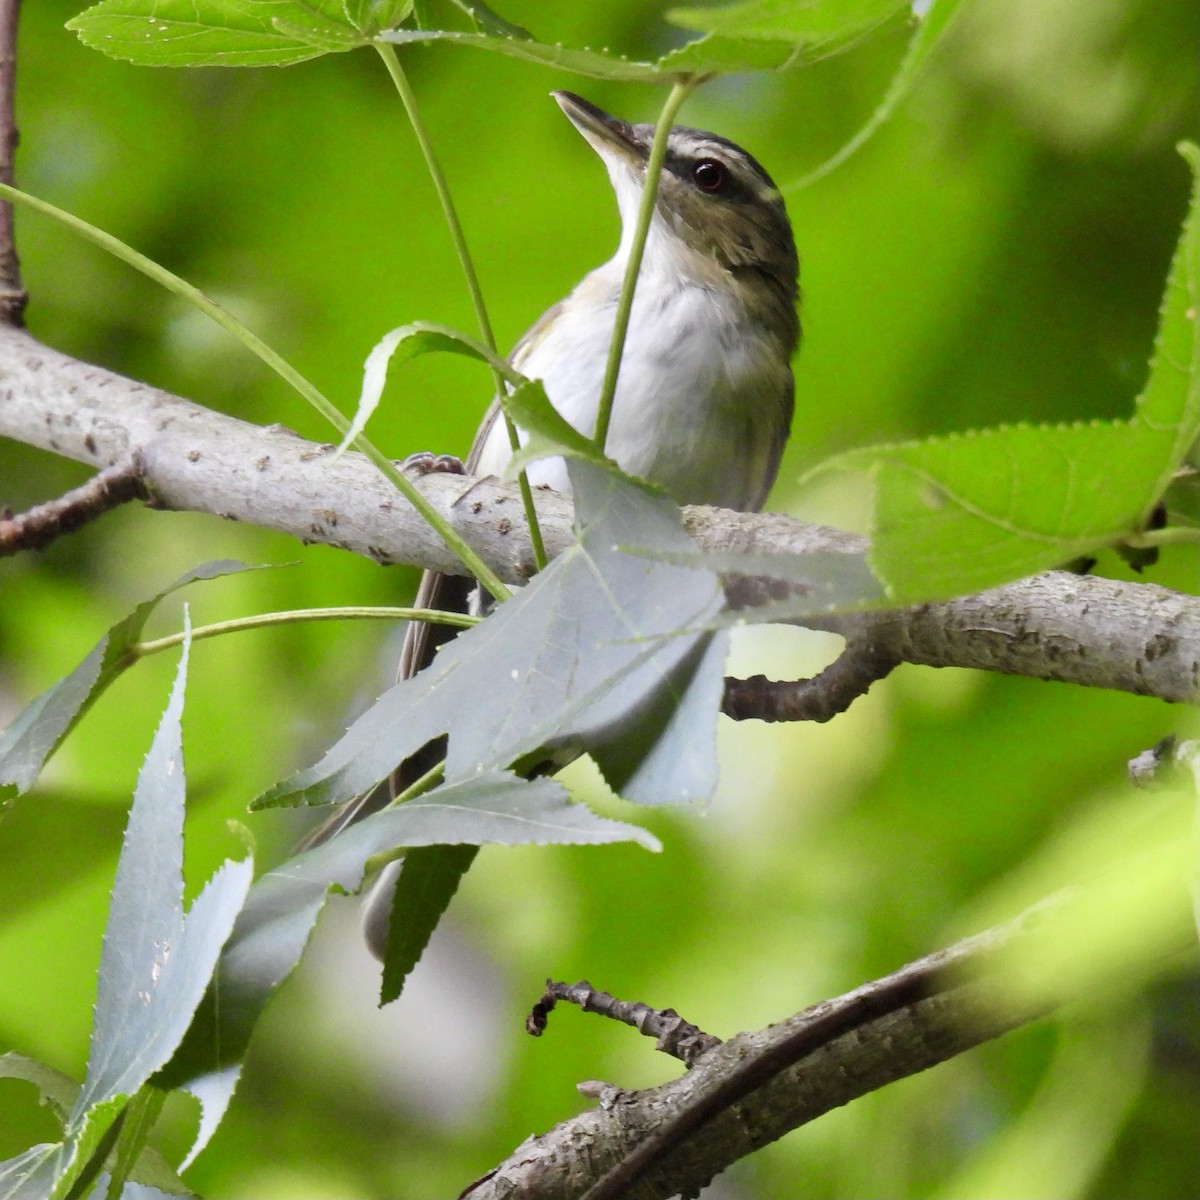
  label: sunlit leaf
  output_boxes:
[449,0,532,38]
[501,376,619,479]
[1,629,250,1198]
[667,0,910,63]
[67,0,365,68]
[812,142,1200,601]
[0,1062,190,1197]
[381,28,665,80]
[339,321,520,455]
[791,0,966,187]
[0,1144,66,1200]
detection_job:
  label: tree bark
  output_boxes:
[2,322,1197,708]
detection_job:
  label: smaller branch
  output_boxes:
[722,638,899,722]
[578,897,997,1200]
[0,0,26,324]
[468,884,1192,1200]
[527,980,722,1068]
[1,455,145,556]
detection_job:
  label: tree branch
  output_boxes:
[2,322,1197,707]
[526,980,723,1068]
[723,637,900,721]
[0,0,23,324]
[0,453,145,554]
[462,881,1193,1200]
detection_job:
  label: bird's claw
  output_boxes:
[400,452,466,476]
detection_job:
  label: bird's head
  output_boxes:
[553,90,799,315]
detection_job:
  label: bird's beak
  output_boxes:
[552,91,646,167]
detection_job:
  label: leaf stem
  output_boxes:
[0,181,512,600]
[130,605,478,660]
[373,41,548,573]
[1123,525,1200,549]
[593,77,698,454]
[390,758,446,806]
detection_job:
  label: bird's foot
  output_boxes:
[400,451,466,476]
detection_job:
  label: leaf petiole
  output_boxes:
[373,41,548,573]
[130,604,479,660]
[593,76,700,454]
[0,181,512,600]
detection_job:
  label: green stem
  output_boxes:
[373,42,548,573]
[0,181,511,601]
[364,760,448,872]
[593,77,698,454]
[105,1087,167,1200]
[130,604,478,659]
[1123,525,1200,549]
[389,757,445,806]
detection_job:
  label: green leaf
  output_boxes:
[57,1096,126,1200]
[0,1065,189,1198]
[381,25,814,79]
[667,0,910,55]
[20,622,254,1196]
[813,142,1200,602]
[100,1090,189,1200]
[339,321,522,456]
[159,768,655,1153]
[381,28,666,81]
[0,1054,79,1125]
[73,621,253,1126]
[254,463,726,812]
[501,377,621,479]
[270,2,366,54]
[655,33,805,75]
[448,0,532,38]
[379,844,478,1003]
[342,0,411,35]
[0,1145,67,1200]
[1133,142,1200,449]
[792,0,966,187]
[67,0,364,68]
[0,561,256,799]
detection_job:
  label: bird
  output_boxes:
[316,91,801,956]
[400,89,800,680]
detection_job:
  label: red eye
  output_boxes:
[692,159,729,193]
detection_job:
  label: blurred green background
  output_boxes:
[1,1,1198,1197]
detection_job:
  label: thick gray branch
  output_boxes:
[2,324,1197,705]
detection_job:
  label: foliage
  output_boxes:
[0,623,253,1198]
[0,1,1197,1198]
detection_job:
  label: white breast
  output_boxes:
[474,233,791,512]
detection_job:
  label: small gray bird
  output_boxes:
[320,92,800,952]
